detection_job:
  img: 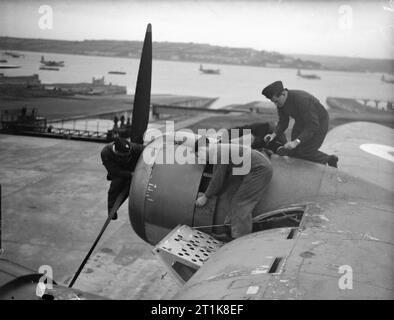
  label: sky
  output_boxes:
[0,0,393,59]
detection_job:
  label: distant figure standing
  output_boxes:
[120,115,125,128]
[21,107,27,118]
[126,117,132,139]
[262,81,338,168]
[100,137,144,220]
[113,116,119,130]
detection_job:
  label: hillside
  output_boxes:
[1,36,392,73]
[291,53,394,73]
[0,36,320,70]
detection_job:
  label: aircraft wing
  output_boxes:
[173,122,394,300]
[321,121,394,191]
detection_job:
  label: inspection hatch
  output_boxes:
[153,225,224,284]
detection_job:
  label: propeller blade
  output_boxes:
[130,23,152,144]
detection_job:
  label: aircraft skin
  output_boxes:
[171,122,393,300]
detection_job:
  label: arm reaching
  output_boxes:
[204,163,229,198]
[274,108,289,137]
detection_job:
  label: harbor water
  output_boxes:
[1,50,393,132]
[2,50,393,108]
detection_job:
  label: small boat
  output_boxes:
[40,56,64,67]
[199,64,220,75]
[0,64,21,69]
[4,51,24,58]
[381,75,394,84]
[0,59,7,63]
[39,66,60,71]
[108,71,126,75]
[297,69,320,80]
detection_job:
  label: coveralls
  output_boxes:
[204,144,273,238]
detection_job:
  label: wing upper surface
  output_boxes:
[321,121,394,191]
[174,199,394,300]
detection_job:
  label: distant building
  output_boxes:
[48,76,126,95]
[92,76,105,85]
[0,74,41,87]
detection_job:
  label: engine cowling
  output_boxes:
[129,135,211,245]
[129,134,340,245]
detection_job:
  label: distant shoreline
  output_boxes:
[1,36,392,74]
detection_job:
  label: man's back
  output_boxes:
[281,89,328,123]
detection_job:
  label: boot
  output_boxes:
[211,232,233,243]
[327,155,339,168]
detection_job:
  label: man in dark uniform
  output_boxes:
[262,81,338,167]
[101,137,144,220]
[195,138,273,240]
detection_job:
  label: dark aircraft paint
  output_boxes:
[130,24,152,144]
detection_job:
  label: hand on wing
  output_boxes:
[196,194,208,207]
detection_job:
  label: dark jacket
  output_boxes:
[274,90,329,144]
[101,142,144,180]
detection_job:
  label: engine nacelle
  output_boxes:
[129,134,339,245]
[129,135,209,245]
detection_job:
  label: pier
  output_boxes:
[0,96,249,143]
[0,108,108,142]
[327,97,394,113]
[151,103,249,119]
[359,98,393,111]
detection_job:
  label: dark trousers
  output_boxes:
[288,119,330,164]
[108,177,131,215]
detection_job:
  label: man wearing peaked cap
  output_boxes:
[101,137,144,220]
[261,80,284,100]
[261,81,338,168]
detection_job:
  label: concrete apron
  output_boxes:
[0,134,178,299]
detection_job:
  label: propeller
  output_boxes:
[130,23,152,144]
[67,25,153,289]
